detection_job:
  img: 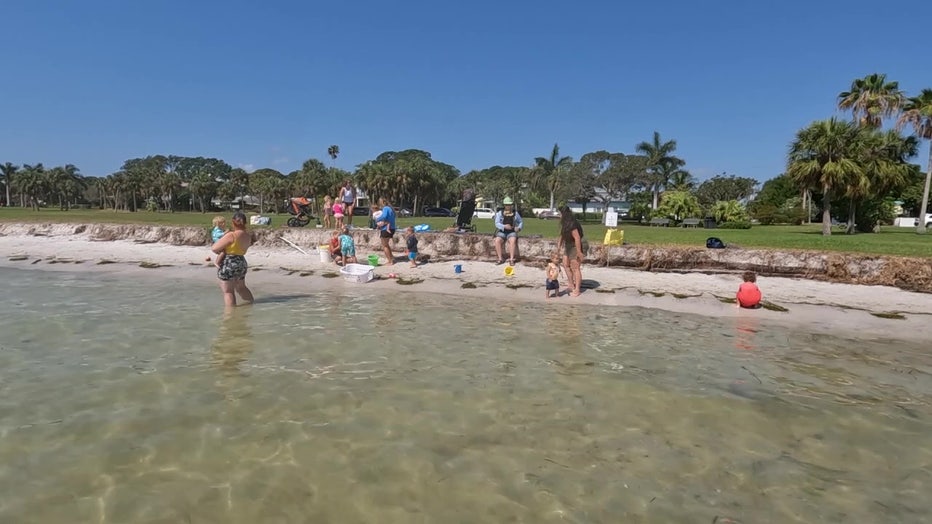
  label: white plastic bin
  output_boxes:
[340,263,374,283]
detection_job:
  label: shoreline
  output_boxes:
[2,231,931,343]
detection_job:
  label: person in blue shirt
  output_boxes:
[493,197,523,265]
[375,197,397,265]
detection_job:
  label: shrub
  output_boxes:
[719,220,752,229]
[710,200,748,223]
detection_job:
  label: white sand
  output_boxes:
[2,234,930,342]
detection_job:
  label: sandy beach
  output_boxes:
[2,229,930,343]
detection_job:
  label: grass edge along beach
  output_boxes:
[2,208,931,258]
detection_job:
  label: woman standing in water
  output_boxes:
[211,211,255,307]
[556,206,588,297]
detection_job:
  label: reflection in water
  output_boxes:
[210,307,255,377]
[0,267,931,523]
[734,313,760,352]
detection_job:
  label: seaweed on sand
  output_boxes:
[139,262,169,269]
[461,282,478,289]
[397,277,424,285]
[8,255,28,261]
[638,290,666,298]
[321,272,339,278]
[760,301,788,312]
[871,311,906,320]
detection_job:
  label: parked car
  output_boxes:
[537,209,561,220]
[423,207,455,217]
[397,208,413,217]
[473,207,495,219]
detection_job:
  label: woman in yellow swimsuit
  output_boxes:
[211,211,254,307]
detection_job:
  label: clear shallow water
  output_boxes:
[0,267,930,523]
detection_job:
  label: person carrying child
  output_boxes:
[206,216,227,264]
[545,253,566,299]
[339,227,357,264]
[404,226,419,268]
[736,271,762,309]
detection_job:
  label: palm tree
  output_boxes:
[787,118,864,236]
[838,74,906,129]
[18,164,47,211]
[533,143,573,210]
[896,88,932,234]
[1,162,18,207]
[635,131,684,209]
[327,145,340,167]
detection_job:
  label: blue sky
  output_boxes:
[1,0,929,183]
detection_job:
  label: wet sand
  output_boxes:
[2,233,930,343]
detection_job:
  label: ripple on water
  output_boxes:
[0,266,930,523]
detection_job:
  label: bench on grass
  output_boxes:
[649,218,671,227]
[681,218,701,228]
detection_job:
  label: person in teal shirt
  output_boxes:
[375,197,397,265]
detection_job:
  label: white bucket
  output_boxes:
[318,246,332,263]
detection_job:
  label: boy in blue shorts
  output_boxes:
[404,226,419,268]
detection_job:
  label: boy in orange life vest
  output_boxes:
[736,271,762,309]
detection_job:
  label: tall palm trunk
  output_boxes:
[821,185,832,236]
[549,190,555,211]
[917,147,932,234]
[846,198,857,234]
[652,186,660,210]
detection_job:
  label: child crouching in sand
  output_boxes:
[736,271,762,309]
[545,253,566,299]
[339,227,357,264]
[206,216,227,264]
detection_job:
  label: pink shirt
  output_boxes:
[332,203,343,215]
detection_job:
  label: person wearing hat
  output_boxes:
[493,197,523,265]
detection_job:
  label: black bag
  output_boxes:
[706,237,726,249]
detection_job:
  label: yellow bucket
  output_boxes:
[504,266,515,277]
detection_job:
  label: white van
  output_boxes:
[473,208,495,219]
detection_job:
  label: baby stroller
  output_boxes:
[286,196,316,227]
[454,189,477,233]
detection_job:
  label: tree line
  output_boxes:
[1,135,761,220]
[784,73,932,235]
[3,97,928,230]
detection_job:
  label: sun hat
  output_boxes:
[503,197,514,205]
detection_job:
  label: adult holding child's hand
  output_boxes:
[556,206,588,297]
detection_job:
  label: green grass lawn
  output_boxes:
[3,208,931,257]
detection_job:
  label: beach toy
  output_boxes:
[504,265,514,277]
[367,254,380,266]
[454,264,463,274]
[318,245,331,263]
[414,224,430,232]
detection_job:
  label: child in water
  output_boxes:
[339,227,357,264]
[545,253,565,299]
[736,271,762,309]
[206,216,227,264]
[404,226,418,268]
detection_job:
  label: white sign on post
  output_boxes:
[604,208,618,228]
